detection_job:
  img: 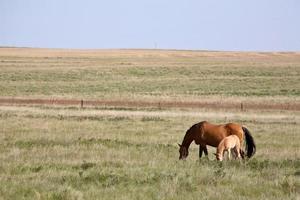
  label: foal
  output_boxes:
[215,135,241,161]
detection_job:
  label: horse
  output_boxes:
[214,135,241,161]
[178,121,256,160]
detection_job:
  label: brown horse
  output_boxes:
[178,121,256,160]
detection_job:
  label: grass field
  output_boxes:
[0,48,299,199]
[1,48,299,101]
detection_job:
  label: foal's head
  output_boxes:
[178,144,189,160]
[215,152,223,161]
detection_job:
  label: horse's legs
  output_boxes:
[199,146,203,158]
[233,147,240,159]
[199,145,208,158]
[203,145,208,156]
[230,149,236,159]
[240,149,245,159]
[228,149,231,160]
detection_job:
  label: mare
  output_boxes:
[215,135,241,161]
[178,121,256,160]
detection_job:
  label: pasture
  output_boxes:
[0,48,299,199]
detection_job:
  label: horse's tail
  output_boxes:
[242,126,256,158]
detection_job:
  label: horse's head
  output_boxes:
[178,143,189,160]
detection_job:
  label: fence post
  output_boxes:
[81,99,84,108]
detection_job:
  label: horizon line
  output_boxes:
[0,46,299,54]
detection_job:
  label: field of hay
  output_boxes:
[0,48,299,199]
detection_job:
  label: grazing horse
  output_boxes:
[178,121,256,160]
[215,135,241,161]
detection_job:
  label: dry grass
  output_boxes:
[0,48,299,199]
[1,47,300,60]
[0,48,300,104]
[0,105,299,123]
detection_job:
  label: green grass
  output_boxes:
[0,106,299,200]
[0,65,299,98]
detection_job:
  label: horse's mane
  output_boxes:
[182,122,206,147]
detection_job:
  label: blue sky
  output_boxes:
[1,0,299,51]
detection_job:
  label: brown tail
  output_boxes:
[242,127,256,158]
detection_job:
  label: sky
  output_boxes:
[0,0,300,51]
